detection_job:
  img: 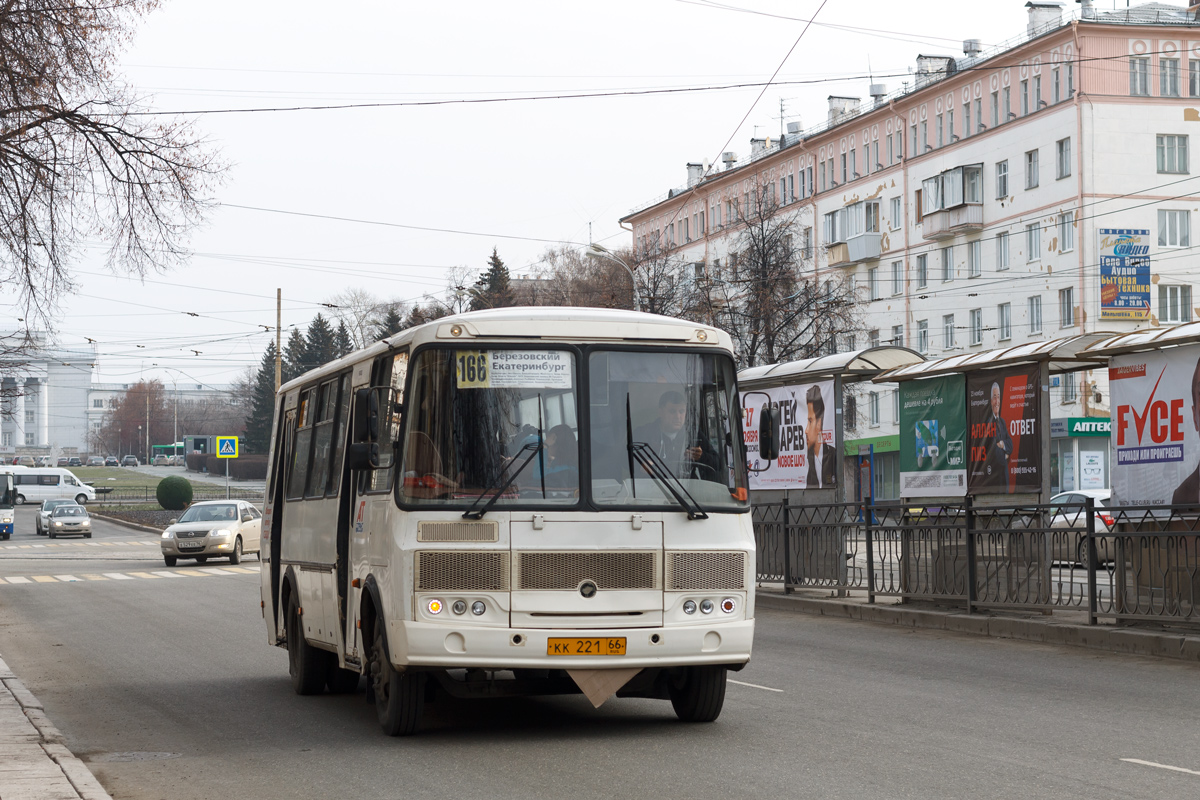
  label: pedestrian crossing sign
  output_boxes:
[216,436,238,458]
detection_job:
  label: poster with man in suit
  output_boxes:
[968,366,1041,494]
[741,379,835,490]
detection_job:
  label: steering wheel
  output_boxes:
[672,460,719,480]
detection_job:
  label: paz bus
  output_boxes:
[259,307,758,735]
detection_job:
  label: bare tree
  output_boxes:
[0,0,224,327]
[326,288,397,349]
[690,180,859,368]
[628,240,692,317]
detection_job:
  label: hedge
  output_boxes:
[204,455,268,480]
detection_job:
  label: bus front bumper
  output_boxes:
[391,618,754,671]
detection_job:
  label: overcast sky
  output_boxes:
[17,0,1097,388]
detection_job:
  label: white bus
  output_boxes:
[260,308,757,735]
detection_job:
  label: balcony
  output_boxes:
[922,203,983,240]
[827,233,882,267]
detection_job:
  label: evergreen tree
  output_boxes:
[244,341,278,454]
[305,313,337,369]
[334,321,353,358]
[374,303,404,340]
[283,328,308,383]
[469,248,515,310]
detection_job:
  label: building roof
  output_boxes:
[739,346,924,387]
[873,333,1116,382]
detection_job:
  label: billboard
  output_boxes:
[898,375,967,497]
[1111,346,1200,506]
[967,366,1042,494]
[1098,228,1151,321]
[742,380,836,490]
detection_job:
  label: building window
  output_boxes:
[1053,67,1061,103]
[1021,79,1029,115]
[891,324,904,347]
[92,399,103,408]
[1064,376,1077,404]
[936,113,943,148]
[1059,287,1075,328]
[996,159,1008,198]
[1033,75,1042,108]
[1056,138,1071,178]
[921,164,983,215]
[1026,223,1041,261]
[910,123,918,159]
[964,103,971,138]
[1059,212,1075,252]
[974,97,982,133]
[917,254,928,288]
[25,409,34,423]
[850,149,857,179]
[917,320,929,353]
[1159,209,1191,247]
[970,308,983,345]
[886,135,894,165]
[1029,295,1043,334]
[890,196,901,229]
[1131,57,1150,95]
[1191,60,1200,97]
[968,239,982,277]
[943,314,956,349]
[991,90,999,127]
[1067,63,1074,96]
[869,329,880,348]
[998,303,1012,341]
[869,392,881,426]
[920,120,928,151]
[941,245,953,282]
[841,152,848,184]
[1003,86,1011,120]
[1162,58,1181,97]
[996,231,1010,270]
[1160,284,1193,323]
[25,433,35,446]
[1025,149,1039,189]
[868,266,880,300]
[892,259,903,295]
[1157,134,1189,174]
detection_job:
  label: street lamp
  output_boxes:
[584,243,642,312]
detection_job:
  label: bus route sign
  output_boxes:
[216,436,239,458]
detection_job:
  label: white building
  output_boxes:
[0,334,95,456]
[621,1,1200,496]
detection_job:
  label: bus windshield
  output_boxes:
[0,474,11,507]
[588,350,748,512]
[399,348,580,508]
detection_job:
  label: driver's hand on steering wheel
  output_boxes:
[685,445,703,461]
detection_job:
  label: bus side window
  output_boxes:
[327,373,352,497]
[286,393,312,501]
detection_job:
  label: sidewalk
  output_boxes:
[757,587,1200,662]
[0,655,112,800]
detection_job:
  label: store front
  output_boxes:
[1049,417,1111,495]
[844,434,900,502]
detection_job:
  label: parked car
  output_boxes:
[104,456,119,467]
[160,500,262,566]
[88,457,105,466]
[121,455,139,467]
[56,457,69,467]
[35,456,53,467]
[47,504,91,539]
[152,455,169,466]
[68,457,82,467]
[13,456,34,467]
[36,499,79,535]
[1049,490,1116,564]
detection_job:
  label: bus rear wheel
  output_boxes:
[669,666,727,723]
[287,594,329,695]
[370,623,424,736]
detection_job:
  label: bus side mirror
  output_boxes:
[759,404,781,461]
[347,442,380,471]
[352,388,380,443]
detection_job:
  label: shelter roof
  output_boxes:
[1079,321,1200,358]
[873,333,1116,383]
[739,346,924,387]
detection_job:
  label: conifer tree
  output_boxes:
[374,304,404,340]
[283,328,308,383]
[244,341,279,454]
[334,321,353,358]
[469,248,515,310]
[305,313,337,369]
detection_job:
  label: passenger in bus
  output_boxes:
[542,424,578,488]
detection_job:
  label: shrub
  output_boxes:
[156,476,193,511]
[185,452,205,472]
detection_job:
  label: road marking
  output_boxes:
[128,572,161,579]
[226,567,257,574]
[1121,758,1200,776]
[53,575,81,582]
[151,571,186,579]
[32,544,46,548]
[81,574,109,581]
[4,576,31,584]
[199,567,233,575]
[176,569,212,577]
[101,573,135,581]
[728,679,784,693]
[31,576,57,583]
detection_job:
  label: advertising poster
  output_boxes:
[898,375,967,497]
[742,379,836,490]
[1098,228,1151,321]
[1080,451,1106,490]
[1110,346,1200,506]
[967,366,1042,494]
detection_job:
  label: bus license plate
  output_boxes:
[546,637,626,656]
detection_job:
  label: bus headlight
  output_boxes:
[2,517,10,524]
[700,599,714,614]
[471,601,486,616]
[426,598,444,615]
[682,600,697,615]
[720,597,737,613]
[452,600,467,615]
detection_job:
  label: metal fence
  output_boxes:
[91,486,264,504]
[754,499,1200,627]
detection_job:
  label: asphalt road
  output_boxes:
[1,506,1198,799]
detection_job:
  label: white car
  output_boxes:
[1049,490,1115,564]
[160,500,262,566]
[36,499,80,536]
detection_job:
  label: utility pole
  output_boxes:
[145,393,150,463]
[275,289,282,391]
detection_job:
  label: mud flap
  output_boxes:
[567,668,643,708]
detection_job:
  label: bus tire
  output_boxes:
[669,666,727,723]
[287,594,328,695]
[229,537,242,565]
[370,623,424,736]
[15,494,24,505]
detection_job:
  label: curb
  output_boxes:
[86,513,162,535]
[0,656,113,800]
[755,592,1200,663]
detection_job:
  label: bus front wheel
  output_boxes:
[669,666,727,723]
[287,594,329,695]
[370,623,424,736]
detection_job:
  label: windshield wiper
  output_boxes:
[625,394,708,520]
[463,395,546,520]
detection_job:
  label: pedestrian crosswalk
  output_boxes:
[1,565,260,585]
[2,540,156,549]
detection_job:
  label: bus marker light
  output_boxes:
[452,600,467,615]
[683,600,697,615]
[700,599,714,614]
[427,599,444,615]
[471,601,486,616]
[721,597,737,613]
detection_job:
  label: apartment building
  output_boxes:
[620,0,1200,496]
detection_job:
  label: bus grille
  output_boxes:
[666,551,745,591]
[417,520,499,543]
[515,551,660,591]
[416,551,509,591]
